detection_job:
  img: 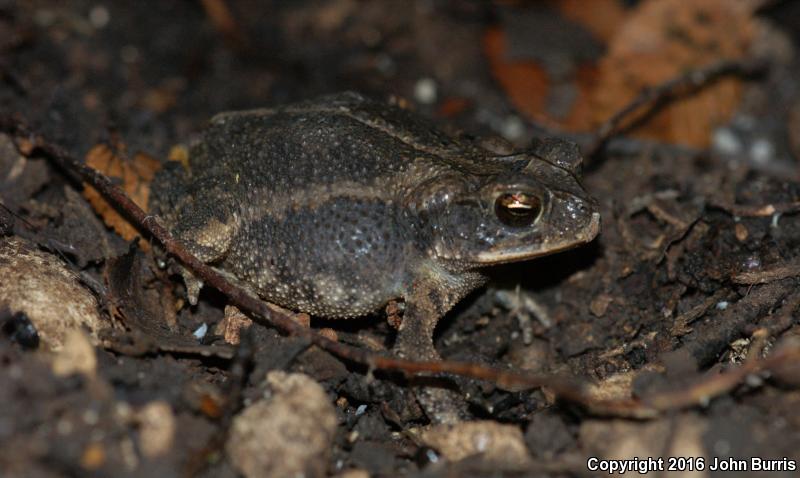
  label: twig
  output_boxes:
[660,280,794,370]
[671,290,730,337]
[587,58,769,158]
[645,340,800,411]
[733,257,800,285]
[708,200,800,217]
[762,291,800,338]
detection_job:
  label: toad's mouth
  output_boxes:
[473,211,601,265]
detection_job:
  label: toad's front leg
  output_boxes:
[393,272,485,424]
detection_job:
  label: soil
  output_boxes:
[2,1,800,477]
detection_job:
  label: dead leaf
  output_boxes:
[83,143,161,246]
[483,20,600,131]
[437,97,471,118]
[484,27,557,129]
[591,0,758,146]
[487,0,759,146]
[553,0,628,43]
[141,78,186,114]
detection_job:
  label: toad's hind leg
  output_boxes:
[393,272,485,424]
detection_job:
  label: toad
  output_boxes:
[151,92,600,423]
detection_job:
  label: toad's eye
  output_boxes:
[494,192,542,228]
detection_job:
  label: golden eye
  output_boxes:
[494,192,542,227]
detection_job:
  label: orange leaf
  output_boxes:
[484,27,553,127]
[591,0,757,146]
[553,0,628,43]
[483,25,599,131]
[83,144,161,247]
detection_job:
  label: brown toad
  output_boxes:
[151,92,600,422]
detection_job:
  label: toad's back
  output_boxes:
[151,93,473,317]
[152,92,599,322]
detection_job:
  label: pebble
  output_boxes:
[420,420,531,466]
[227,371,337,478]
[0,237,105,350]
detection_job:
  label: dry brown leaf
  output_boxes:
[485,27,560,130]
[141,78,185,114]
[483,23,600,132]
[487,0,758,145]
[591,0,758,146]
[83,144,161,246]
[553,0,628,43]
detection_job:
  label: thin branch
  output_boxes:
[708,200,800,217]
[734,257,800,285]
[645,341,800,412]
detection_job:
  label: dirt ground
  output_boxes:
[2,1,800,477]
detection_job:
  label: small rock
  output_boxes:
[0,237,105,350]
[52,330,97,377]
[584,369,641,402]
[590,294,613,317]
[215,305,253,345]
[136,401,176,458]
[734,223,749,242]
[227,371,337,478]
[414,77,438,105]
[420,420,531,466]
